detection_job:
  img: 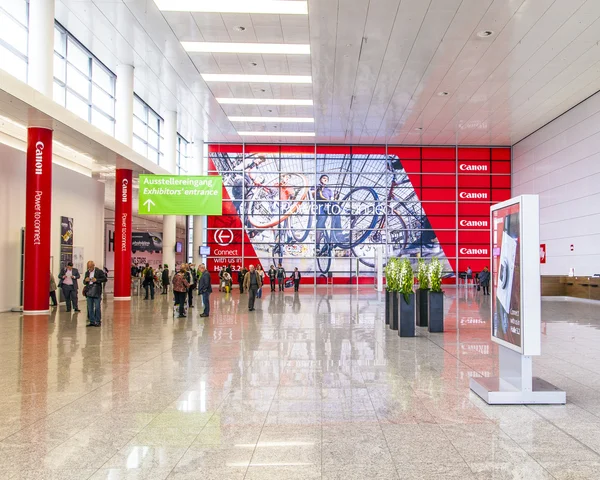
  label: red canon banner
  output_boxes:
[24,127,53,313]
[114,169,132,299]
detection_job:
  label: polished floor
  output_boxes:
[1,287,600,479]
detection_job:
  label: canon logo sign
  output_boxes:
[459,191,488,199]
[460,247,489,255]
[459,219,488,227]
[459,163,488,172]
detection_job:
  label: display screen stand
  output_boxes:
[470,345,565,404]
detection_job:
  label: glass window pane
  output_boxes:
[54,27,65,56]
[0,10,27,56]
[66,64,90,99]
[148,146,160,164]
[133,117,147,140]
[53,81,65,105]
[133,97,146,120]
[148,111,159,133]
[92,61,113,94]
[133,136,147,157]
[67,39,90,75]
[66,90,89,120]
[0,44,26,81]
[147,129,159,150]
[91,109,114,136]
[92,84,114,117]
[1,0,27,26]
[53,53,65,83]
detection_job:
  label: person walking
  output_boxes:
[479,266,491,295]
[218,267,225,292]
[256,265,265,298]
[198,264,212,318]
[49,272,58,307]
[59,261,81,312]
[161,264,170,294]
[268,265,277,292]
[238,266,248,293]
[142,263,155,300]
[276,263,286,291]
[291,267,301,292]
[172,267,190,318]
[466,266,473,286]
[243,265,263,311]
[83,261,107,327]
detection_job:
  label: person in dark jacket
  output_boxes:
[83,261,107,327]
[243,265,263,311]
[142,263,155,300]
[186,264,197,307]
[276,263,286,291]
[291,267,301,292]
[238,266,248,293]
[479,266,491,295]
[172,267,190,318]
[268,265,277,292]
[58,262,81,312]
[161,264,170,294]
[197,264,212,318]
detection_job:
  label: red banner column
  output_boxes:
[114,169,132,300]
[23,127,53,314]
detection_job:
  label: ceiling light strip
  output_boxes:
[183,42,310,55]
[153,0,308,15]
[217,98,313,106]
[229,116,314,123]
[202,74,311,84]
[237,131,315,137]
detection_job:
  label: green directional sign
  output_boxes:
[138,175,223,215]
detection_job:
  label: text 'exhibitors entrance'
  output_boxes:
[138,175,223,216]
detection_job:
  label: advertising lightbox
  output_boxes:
[490,195,541,356]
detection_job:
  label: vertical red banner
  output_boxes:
[24,127,53,314]
[114,169,132,299]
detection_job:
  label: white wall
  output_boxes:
[0,144,105,312]
[513,92,600,276]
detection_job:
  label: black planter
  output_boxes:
[398,292,416,337]
[385,290,391,325]
[390,292,399,330]
[416,289,429,327]
[428,291,444,333]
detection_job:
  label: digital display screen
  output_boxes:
[200,246,210,256]
[175,242,183,253]
[491,202,522,352]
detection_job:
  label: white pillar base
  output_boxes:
[114,296,131,301]
[23,309,51,315]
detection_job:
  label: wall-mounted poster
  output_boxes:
[59,216,74,270]
[491,201,522,353]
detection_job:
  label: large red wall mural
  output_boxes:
[207,145,511,284]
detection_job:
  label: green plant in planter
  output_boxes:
[429,257,443,293]
[385,257,401,292]
[417,258,429,290]
[400,258,414,303]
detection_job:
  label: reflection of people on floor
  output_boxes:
[293,292,301,313]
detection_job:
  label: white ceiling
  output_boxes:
[56,0,600,146]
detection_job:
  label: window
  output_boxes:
[133,95,163,164]
[177,135,189,175]
[53,23,116,136]
[0,0,28,81]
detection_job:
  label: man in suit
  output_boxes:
[83,260,107,327]
[276,263,286,291]
[243,265,263,312]
[197,264,212,318]
[291,267,301,292]
[58,262,81,312]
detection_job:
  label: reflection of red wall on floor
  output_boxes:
[208,145,511,282]
[112,301,130,404]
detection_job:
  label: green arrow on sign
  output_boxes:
[138,175,223,216]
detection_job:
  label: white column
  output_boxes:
[115,64,134,147]
[162,110,178,269]
[192,141,206,265]
[28,0,55,97]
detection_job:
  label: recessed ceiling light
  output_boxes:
[153,0,308,15]
[182,42,310,55]
[217,98,313,106]
[229,116,314,123]
[202,74,312,83]
[237,131,315,137]
[234,26,246,32]
[437,91,449,96]
[477,30,494,38]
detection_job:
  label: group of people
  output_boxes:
[464,266,491,295]
[170,263,212,318]
[218,263,303,295]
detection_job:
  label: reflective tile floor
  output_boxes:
[1,287,600,479]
